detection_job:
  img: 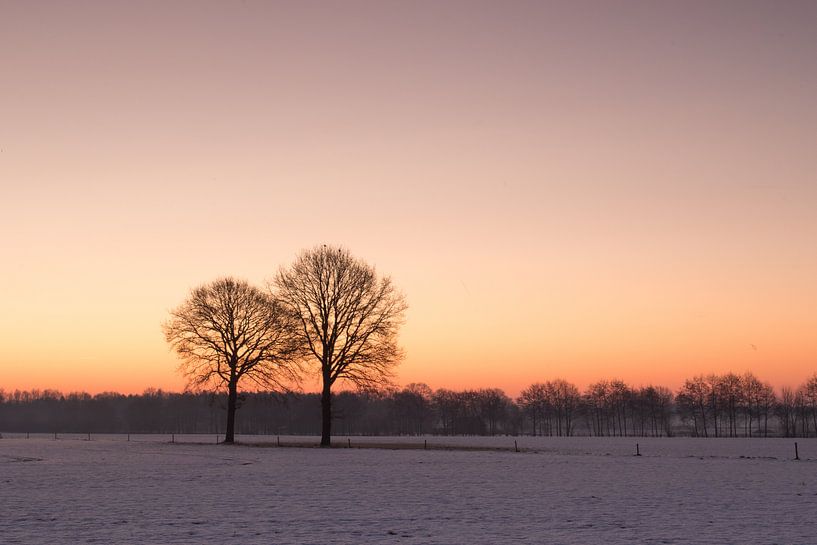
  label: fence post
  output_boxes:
[171,433,175,444]
[514,440,519,453]
[424,439,427,450]
[348,438,352,448]
[636,443,641,456]
[127,434,130,442]
[277,435,280,447]
[795,442,800,461]
[27,432,30,439]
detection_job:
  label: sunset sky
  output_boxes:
[1,1,815,396]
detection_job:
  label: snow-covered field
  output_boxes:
[1,436,815,544]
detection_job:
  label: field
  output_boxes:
[1,436,816,544]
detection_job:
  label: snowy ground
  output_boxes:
[1,436,815,544]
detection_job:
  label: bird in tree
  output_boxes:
[275,245,408,447]
[163,277,302,443]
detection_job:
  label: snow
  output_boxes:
[1,436,816,544]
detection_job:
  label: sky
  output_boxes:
[1,1,816,396]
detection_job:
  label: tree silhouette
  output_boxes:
[275,245,407,447]
[163,277,302,443]
[9,375,817,438]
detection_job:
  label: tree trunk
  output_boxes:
[225,381,237,444]
[320,375,332,447]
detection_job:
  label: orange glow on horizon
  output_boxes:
[1,2,815,398]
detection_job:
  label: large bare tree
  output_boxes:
[275,245,407,447]
[163,277,302,443]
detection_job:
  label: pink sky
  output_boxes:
[1,1,815,396]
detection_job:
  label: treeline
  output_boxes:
[1,373,816,438]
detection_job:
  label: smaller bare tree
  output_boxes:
[163,277,302,443]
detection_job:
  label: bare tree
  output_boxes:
[518,380,581,437]
[476,388,512,436]
[517,383,546,436]
[391,383,432,435]
[677,376,710,437]
[776,386,799,437]
[275,245,408,447]
[431,389,460,435]
[742,372,776,437]
[803,374,817,436]
[584,380,610,436]
[553,380,581,436]
[163,277,302,443]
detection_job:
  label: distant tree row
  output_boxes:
[2,373,816,438]
[675,372,817,438]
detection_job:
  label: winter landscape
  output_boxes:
[2,435,816,544]
[3,2,817,544]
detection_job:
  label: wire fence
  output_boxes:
[1,432,814,461]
